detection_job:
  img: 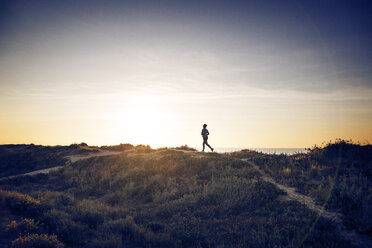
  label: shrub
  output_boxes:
[175,145,197,152]
[107,143,134,151]
[11,233,63,248]
[0,189,42,216]
[135,144,152,153]
[6,218,40,235]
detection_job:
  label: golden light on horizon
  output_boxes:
[111,95,173,147]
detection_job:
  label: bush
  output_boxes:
[11,233,63,248]
[6,218,40,235]
[0,189,42,216]
[175,145,197,152]
[106,143,134,151]
[135,144,152,153]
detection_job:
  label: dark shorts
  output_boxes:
[203,136,208,142]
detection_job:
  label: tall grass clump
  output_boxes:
[11,233,63,248]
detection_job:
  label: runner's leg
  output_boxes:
[205,139,214,151]
[206,142,213,151]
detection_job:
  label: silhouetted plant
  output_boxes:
[11,233,63,248]
[6,218,40,235]
[175,145,197,151]
[135,144,152,153]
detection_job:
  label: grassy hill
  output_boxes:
[0,143,101,177]
[0,141,371,247]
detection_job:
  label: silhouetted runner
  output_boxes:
[201,124,214,152]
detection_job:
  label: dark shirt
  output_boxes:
[201,128,209,138]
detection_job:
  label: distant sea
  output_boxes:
[214,148,308,155]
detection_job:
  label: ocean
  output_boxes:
[213,147,308,155]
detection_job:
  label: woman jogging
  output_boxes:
[201,124,214,152]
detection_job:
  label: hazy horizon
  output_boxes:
[1,0,371,148]
[0,142,340,150]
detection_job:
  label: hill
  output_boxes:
[0,141,371,247]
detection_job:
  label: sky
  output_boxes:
[0,0,371,148]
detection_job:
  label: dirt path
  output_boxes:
[243,159,372,248]
[0,150,122,182]
[65,150,121,163]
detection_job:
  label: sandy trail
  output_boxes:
[0,150,121,182]
[65,150,121,163]
[243,159,372,248]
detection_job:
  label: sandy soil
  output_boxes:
[65,150,121,163]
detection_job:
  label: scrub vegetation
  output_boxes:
[238,140,372,236]
[0,141,370,247]
[0,143,99,177]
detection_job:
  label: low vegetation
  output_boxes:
[11,233,63,248]
[0,141,369,247]
[0,143,101,177]
[236,140,372,236]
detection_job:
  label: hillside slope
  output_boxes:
[0,142,370,247]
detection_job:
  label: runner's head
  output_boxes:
[203,124,207,128]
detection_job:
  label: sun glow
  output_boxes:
[112,95,172,147]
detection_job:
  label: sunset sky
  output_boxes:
[1,0,371,148]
